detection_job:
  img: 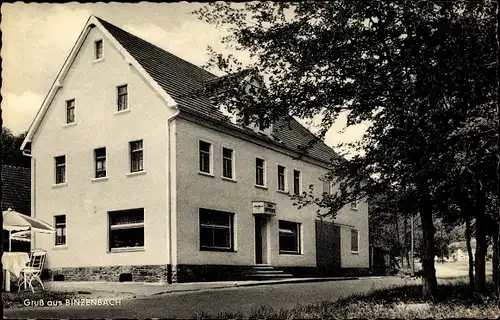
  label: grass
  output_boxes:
[191,280,500,319]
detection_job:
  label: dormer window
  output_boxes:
[95,40,103,60]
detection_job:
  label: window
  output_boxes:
[55,155,66,184]
[277,165,286,191]
[66,99,75,124]
[279,220,300,254]
[95,39,103,60]
[108,208,144,250]
[351,228,359,253]
[293,170,301,195]
[199,208,234,251]
[55,215,66,246]
[117,85,128,111]
[323,180,333,194]
[255,158,265,186]
[129,140,143,172]
[222,147,234,179]
[350,199,359,210]
[199,141,212,174]
[94,148,107,178]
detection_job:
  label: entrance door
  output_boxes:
[255,216,264,264]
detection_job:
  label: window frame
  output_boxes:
[277,165,287,192]
[293,170,301,195]
[95,39,103,60]
[55,155,66,184]
[199,208,235,252]
[66,99,75,124]
[117,84,128,111]
[129,140,144,173]
[199,140,213,175]
[108,208,145,251]
[221,146,235,180]
[351,228,359,253]
[54,215,66,246]
[278,220,301,254]
[94,147,107,178]
[255,157,266,187]
[350,199,359,211]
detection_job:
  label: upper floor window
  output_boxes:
[351,228,359,253]
[55,155,66,184]
[66,99,75,124]
[323,180,333,194]
[95,39,103,60]
[117,85,128,111]
[199,208,234,251]
[277,165,286,192]
[222,147,234,179]
[350,199,359,210]
[255,158,266,187]
[199,141,212,174]
[55,215,66,246]
[129,140,143,173]
[293,170,301,195]
[94,147,107,178]
[109,208,144,250]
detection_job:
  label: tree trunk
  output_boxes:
[419,187,438,300]
[475,187,487,293]
[395,216,402,270]
[404,216,409,268]
[466,219,475,291]
[492,228,499,296]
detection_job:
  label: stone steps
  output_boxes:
[247,265,294,280]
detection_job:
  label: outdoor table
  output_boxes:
[2,252,30,292]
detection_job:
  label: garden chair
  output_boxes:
[17,249,46,293]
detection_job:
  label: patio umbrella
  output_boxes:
[3,208,55,251]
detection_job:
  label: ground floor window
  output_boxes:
[199,208,234,251]
[108,208,144,250]
[351,228,359,253]
[279,220,301,254]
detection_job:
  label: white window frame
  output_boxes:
[278,220,301,254]
[350,199,359,210]
[55,155,66,184]
[199,140,213,175]
[54,215,67,246]
[66,99,75,124]
[221,146,236,180]
[293,170,302,195]
[108,208,145,252]
[129,140,144,173]
[255,157,267,188]
[95,39,103,60]
[277,165,287,192]
[199,208,235,251]
[94,147,107,178]
[351,228,359,253]
[117,84,128,111]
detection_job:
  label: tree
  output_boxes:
[195,0,497,299]
[1,127,30,168]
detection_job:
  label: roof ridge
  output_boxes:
[94,16,217,80]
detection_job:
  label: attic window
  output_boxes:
[95,40,103,60]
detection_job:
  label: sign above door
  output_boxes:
[252,201,277,215]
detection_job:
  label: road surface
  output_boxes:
[5,277,409,319]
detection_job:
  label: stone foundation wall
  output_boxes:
[176,264,255,283]
[45,264,170,283]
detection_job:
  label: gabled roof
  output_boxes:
[1,165,31,215]
[22,16,338,166]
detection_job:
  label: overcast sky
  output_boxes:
[1,3,368,152]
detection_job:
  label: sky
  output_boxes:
[1,3,368,154]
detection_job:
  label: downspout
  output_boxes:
[167,107,180,283]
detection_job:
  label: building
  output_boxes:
[20,16,369,283]
[1,165,31,252]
